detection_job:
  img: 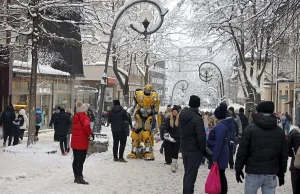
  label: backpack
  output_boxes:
[293,128,300,169]
[18,115,24,126]
[36,114,42,124]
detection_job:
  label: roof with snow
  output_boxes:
[13,60,70,76]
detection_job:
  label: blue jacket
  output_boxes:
[207,118,232,170]
[36,108,45,127]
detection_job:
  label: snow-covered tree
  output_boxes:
[187,0,300,104]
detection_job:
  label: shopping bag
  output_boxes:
[205,163,221,194]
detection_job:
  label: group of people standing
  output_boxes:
[157,96,297,194]
[0,105,29,146]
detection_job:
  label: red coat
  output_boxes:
[71,112,92,150]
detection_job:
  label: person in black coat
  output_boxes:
[49,106,61,142]
[55,108,71,155]
[0,106,16,146]
[179,95,206,194]
[164,105,181,172]
[108,100,129,162]
[235,101,288,193]
[288,126,300,194]
[238,107,249,134]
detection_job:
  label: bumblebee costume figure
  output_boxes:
[127,84,162,160]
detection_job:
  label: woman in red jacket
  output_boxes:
[71,100,93,185]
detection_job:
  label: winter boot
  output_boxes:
[77,176,89,185]
[3,141,6,146]
[74,175,78,183]
[171,159,178,173]
[119,158,128,163]
[114,156,119,162]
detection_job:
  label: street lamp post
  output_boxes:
[199,62,225,101]
[170,80,189,106]
[94,0,168,133]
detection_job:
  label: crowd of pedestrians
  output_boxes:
[1,96,300,193]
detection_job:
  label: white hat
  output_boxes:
[76,100,88,113]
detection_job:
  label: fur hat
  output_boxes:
[256,101,274,113]
[113,100,120,106]
[76,100,88,113]
[189,95,201,108]
[214,103,228,120]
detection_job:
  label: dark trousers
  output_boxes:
[112,131,127,159]
[219,169,228,194]
[228,143,234,167]
[164,141,180,160]
[291,167,300,194]
[182,151,202,194]
[20,129,25,140]
[4,132,12,146]
[35,126,40,137]
[59,135,67,153]
[72,149,87,177]
[13,136,19,145]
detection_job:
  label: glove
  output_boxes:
[89,133,95,141]
[236,171,244,183]
[277,173,284,186]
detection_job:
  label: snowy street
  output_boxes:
[0,127,293,194]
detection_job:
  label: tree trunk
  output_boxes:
[144,53,149,85]
[27,8,38,146]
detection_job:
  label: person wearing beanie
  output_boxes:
[163,105,181,172]
[179,95,206,194]
[238,107,249,134]
[235,101,288,194]
[207,103,231,194]
[71,100,92,185]
[108,99,129,162]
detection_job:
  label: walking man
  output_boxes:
[235,101,288,194]
[238,107,249,134]
[108,100,129,162]
[179,95,206,194]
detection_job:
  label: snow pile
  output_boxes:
[13,60,70,76]
[4,142,58,154]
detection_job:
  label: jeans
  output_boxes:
[182,151,202,194]
[245,174,277,194]
[291,167,300,194]
[72,149,87,177]
[59,135,67,153]
[90,122,94,131]
[112,131,127,159]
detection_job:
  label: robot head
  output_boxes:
[144,84,153,95]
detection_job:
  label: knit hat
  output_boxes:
[189,95,201,108]
[172,105,180,112]
[256,101,274,113]
[228,107,234,113]
[113,100,120,106]
[76,100,88,113]
[214,103,228,120]
[239,107,245,113]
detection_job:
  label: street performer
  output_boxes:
[127,84,161,160]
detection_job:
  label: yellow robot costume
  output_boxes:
[127,84,161,160]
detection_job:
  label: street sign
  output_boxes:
[280,95,288,100]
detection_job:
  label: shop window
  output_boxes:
[12,95,28,111]
[55,83,69,90]
[55,94,71,109]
